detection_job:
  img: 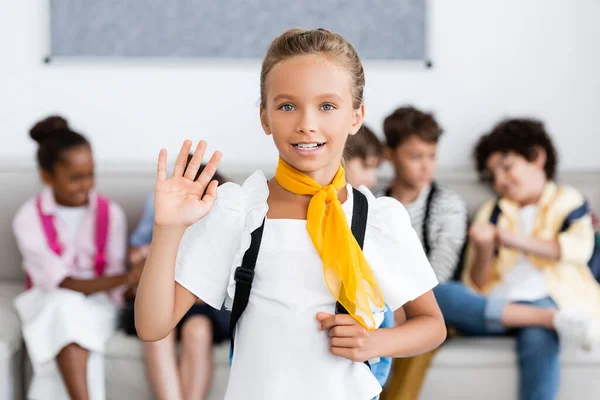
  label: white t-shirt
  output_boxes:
[491,204,549,301]
[55,204,94,279]
[55,204,88,246]
[175,171,438,400]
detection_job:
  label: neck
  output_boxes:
[390,178,424,205]
[278,158,344,187]
[518,179,548,207]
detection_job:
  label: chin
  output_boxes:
[281,154,324,172]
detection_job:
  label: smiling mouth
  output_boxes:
[292,142,326,150]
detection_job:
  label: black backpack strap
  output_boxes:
[489,200,502,225]
[560,201,589,232]
[229,218,265,354]
[336,188,370,367]
[350,188,369,249]
[422,182,438,257]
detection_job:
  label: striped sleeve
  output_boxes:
[426,187,468,282]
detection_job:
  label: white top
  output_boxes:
[55,204,88,246]
[491,205,549,301]
[175,171,438,400]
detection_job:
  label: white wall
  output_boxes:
[1,0,599,172]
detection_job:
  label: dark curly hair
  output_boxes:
[474,118,558,181]
[343,125,383,162]
[383,105,443,149]
[29,115,90,172]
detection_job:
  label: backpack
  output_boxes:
[488,200,600,283]
[228,188,393,387]
[25,194,110,289]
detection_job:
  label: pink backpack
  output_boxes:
[25,194,110,289]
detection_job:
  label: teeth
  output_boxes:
[295,143,321,149]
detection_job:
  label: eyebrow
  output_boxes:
[271,93,344,103]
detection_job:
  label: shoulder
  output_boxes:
[431,184,467,210]
[473,199,497,223]
[13,196,38,231]
[183,170,269,241]
[556,184,586,206]
[355,186,411,235]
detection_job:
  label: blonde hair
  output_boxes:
[260,28,365,109]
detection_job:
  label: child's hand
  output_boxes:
[128,246,150,265]
[469,223,497,249]
[316,312,378,363]
[154,140,222,229]
[127,262,144,286]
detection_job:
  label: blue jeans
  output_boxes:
[434,282,559,400]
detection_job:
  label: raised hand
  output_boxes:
[154,140,222,229]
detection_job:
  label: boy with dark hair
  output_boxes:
[435,118,600,400]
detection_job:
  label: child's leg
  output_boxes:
[143,330,183,400]
[517,298,559,400]
[179,315,213,400]
[433,282,555,335]
[56,343,89,400]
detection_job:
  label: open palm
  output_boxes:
[154,140,222,228]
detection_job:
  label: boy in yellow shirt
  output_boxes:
[436,118,600,400]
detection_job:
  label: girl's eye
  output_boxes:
[321,103,335,111]
[279,104,295,111]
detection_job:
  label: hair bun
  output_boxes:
[29,115,70,144]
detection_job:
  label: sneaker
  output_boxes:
[553,310,600,351]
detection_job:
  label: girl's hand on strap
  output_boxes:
[317,312,378,363]
[154,140,222,229]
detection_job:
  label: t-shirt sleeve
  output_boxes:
[175,183,246,309]
[365,196,438,312]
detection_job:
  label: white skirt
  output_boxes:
[14,288,118,400]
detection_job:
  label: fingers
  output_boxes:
[200,180,219,209]
[316,312,332,322]
[329,346,363,362]
[183,141,207,181]
[194,150,222,190]
[328,325,366,338]
[172,140,193,177]
[330,337,365,348]
[157,149,167,181]
[318,313,359,331]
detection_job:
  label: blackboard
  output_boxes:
[49,0,427,61]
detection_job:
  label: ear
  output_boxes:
[260,107,272,136]
[40,169,53,187]
[532,146,547,169]
[384,146,395,163]
[349,104,365,136]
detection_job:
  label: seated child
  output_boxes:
[380,106,467,400]
[13,115,133,400]
[435,118,600,400]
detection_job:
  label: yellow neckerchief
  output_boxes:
[275,158,384,330]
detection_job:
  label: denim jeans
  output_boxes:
[434,282,559,400]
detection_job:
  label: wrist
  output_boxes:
[369,328,391,359]
[152,224,187,241]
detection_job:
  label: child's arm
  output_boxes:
[467,223,497,289]
[497,228,560,260]
[59,274,134,295]
[12,203,136,294]
[497,212,594,265]
[317,290,446,362]
[134,141,222,341]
